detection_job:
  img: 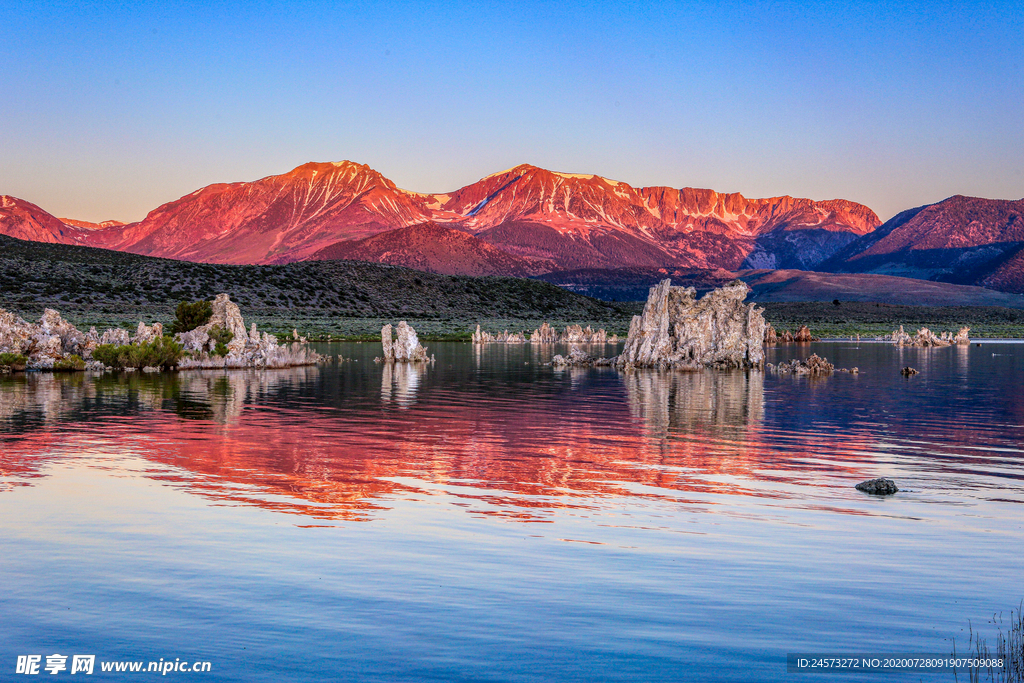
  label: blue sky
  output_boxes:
[1,0,1021,222]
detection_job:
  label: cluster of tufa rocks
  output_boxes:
[766,354,855,376]
[377,322,433,363]
[1,307,125,371]
[472,323,618,345]
[764,324,817,344]
[615,280,766,370]
[550,347,616,367]
[877,325,970,347]
[174,294,323,369]
[0,294,323,372]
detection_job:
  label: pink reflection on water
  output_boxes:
[0,367,890,520]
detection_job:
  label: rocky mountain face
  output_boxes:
[58,218,126,230]
[306,221,554,276]
[430,164,878,270]
[87,161,432,263]
[0,196,94,245]
[0,162,879,273]
[822,196,1024,293]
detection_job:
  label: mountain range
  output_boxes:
[2,161,1022,296]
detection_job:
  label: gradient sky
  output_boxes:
[1,0,1021,223]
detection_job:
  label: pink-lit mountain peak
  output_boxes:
[0,195,94,244]
[1,161,881,270]
[428,164,878,239]
[99,160,433,263]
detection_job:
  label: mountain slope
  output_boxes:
[823,196,1024,292]
[306,222,554,276]
[434,164,878,270]
[59,218,126,230]
[93,161,433,264]
[1,161,879,272]
[0,196,94,245]
[0,232,622,326]
[538,266,1024,307]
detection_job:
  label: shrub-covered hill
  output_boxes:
[0,234,629,337]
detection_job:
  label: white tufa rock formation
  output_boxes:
[876,325,971,347]
[616,279,766,369]
[0,295,321,371]
[174,294,322,369]
[379,321,430,362]
[472,326,527,344]
[132,321,164,345]
[381,324,394,361]
[474,322,618,344]
[0,308,149,370]
[768,354,836,375]
[530,322,559,343]
[550,347,616,367]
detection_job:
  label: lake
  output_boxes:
[2,341,1022,681]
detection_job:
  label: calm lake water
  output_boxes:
[2,341,1023,681]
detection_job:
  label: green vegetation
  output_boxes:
[760,301,1024,339]
[52,355,86,371]
[169,299,213,334]
[2,233,1023,339]
[208,325,233,357]
[0,353,28,368]
[92,337,183,370]
[208,325,233,345]
[0,234,632,339]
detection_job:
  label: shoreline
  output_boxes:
[3,306,1021,342]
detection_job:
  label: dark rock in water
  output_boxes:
[900,366,919,376]
[856,478,899,495]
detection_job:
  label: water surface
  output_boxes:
[2,341,1022,681]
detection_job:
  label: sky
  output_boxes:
[1,0,1022,223]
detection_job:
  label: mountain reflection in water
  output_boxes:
[2,341,1023,519]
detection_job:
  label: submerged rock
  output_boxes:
[855,478,899,495]
[770,354,835,375]
[616,279,765,370]
[550,347,617,367]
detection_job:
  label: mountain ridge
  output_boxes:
[0,161,881,272]
[822,195,1024,293]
